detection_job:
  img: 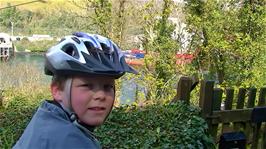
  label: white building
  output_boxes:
[0,33,14,61]
[27,34,53,42]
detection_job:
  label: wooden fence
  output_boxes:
[174,76,266,148]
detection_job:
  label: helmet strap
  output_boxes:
[59,77,77,122]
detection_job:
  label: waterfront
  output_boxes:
[1,52,139,105]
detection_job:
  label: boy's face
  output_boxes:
[52,75,115,126]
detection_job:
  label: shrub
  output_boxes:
[0,92,47,149]
[0,99,214,148]
[95,102,215,149]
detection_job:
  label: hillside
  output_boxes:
[0,0,89,36]
[0,0,80,12]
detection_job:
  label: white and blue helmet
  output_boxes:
[44,32,137,78]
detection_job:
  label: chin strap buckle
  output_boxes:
[70,113,77,122]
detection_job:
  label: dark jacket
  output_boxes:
[13,100,101,149]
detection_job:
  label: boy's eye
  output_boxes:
[104,84,114,91]
[80,84,93,90]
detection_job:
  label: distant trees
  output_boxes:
[0,3,89,36]
[70,0,138,49]
[184,0,266,87]
[0,3,24,32]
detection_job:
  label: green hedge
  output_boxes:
[0,97,41,149]
[0,87,49,149]
[0,97,214,149]
[96,103,215,148]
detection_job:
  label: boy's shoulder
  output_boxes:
[13,100,100,149]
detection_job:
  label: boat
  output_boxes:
[0,33,15,61]
[125,58,144,66]
[123,49,145,66]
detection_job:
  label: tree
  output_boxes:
[0,3,21,34]
[184,0,266,87]
[140,0,179,101]
[70,0,134,48]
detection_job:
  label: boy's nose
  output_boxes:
[93,89,106,101]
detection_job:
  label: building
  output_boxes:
[0,33,15,61]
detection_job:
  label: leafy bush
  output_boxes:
[0,98,214,149]
[95,102,215,149]
[0,91,47,149]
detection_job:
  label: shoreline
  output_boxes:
[15,51,45,55]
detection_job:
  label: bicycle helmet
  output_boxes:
[44,32,137,78]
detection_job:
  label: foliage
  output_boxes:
[70,0,139,49]
[0,63,50,149]
[0,3,89,36]
[140,0,179,101]
[65,0,109,36]
[0,3,21,29]
[0,98,214,148]
[184,0,266,87]
[95,101,214,148]
[0,62,51,148]
[14,39,57,52]
[0,90,48,149]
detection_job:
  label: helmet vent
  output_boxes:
[71,37,81,44]
[84,41,100,60]
[84,41,94,50]
[62,43,79,59]
[101,43,112,54]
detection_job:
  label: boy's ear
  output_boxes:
[51,83,63,102]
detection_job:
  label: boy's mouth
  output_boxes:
[88,107,106,111]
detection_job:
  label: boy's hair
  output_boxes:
[51,75,70,91]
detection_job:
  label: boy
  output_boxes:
[13,32,137,149]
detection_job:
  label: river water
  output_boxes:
[11,52,138,105]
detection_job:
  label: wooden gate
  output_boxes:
[174,77,266,148]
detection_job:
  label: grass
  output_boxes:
[0,62,50,105]
[14,39,57,52]
[0,62,50,148]
[0,62,46,87]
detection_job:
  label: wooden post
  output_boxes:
[258,88,266,106]
[247,88,257,108]
[246,88,257,145]
[262,126,266,149]
[258,87,266,148]
[259,88,266,149]
[173,76,192,104]
[234,88,247,131]
[224,88,234,110]
[199,80,214,136]
[210,88,223,141]
[251,123,261,149]
[222,88,234,133]
[236,88,246,109]
[199,80,214,116]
